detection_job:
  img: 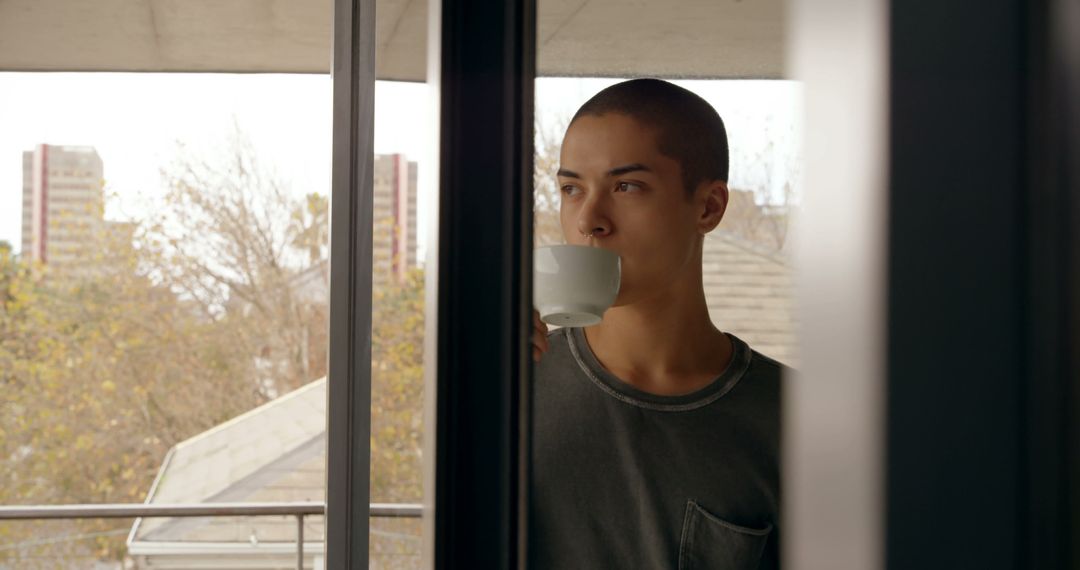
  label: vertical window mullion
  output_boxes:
[325,0,376,566]
[429,0,536,567]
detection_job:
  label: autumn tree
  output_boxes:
[1,129,334,567]
[725,108,801,253]
[0,225,264,567]
[366,266,426,569]
[142,130,329,398]
[534,116,569,247]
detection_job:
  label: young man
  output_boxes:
[530,79,784,569]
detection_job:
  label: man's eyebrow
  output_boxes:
[556,164,652,178]
[607,163,651,177]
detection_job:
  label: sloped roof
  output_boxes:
[131,378,327,544]
[703,230,799,367]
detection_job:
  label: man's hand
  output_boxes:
[532,309,550,363]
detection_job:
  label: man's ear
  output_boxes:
[698,180,728,234]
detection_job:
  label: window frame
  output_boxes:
[426,0,537,567]
[324,0,376,565]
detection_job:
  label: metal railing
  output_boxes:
[0,502,422,570]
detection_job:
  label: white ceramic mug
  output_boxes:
[534,245,621,327]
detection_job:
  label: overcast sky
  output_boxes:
[0,73,800,256]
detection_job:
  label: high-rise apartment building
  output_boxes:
[373,153,418,284]
[20,144,105,268]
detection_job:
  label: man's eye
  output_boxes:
[616,182,642,193]
[561,185,582,196]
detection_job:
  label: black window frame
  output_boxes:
[428,0,536,567]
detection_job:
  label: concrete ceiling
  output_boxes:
[0,0,785,79]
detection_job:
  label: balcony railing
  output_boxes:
[0,502,422,569]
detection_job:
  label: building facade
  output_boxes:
[372,153,418,284]
[20,144,105,268]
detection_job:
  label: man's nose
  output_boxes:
[576,194,612,240]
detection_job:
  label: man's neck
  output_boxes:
[583,278,733,397]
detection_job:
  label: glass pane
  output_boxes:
[368,0,433,565]
[368,80,430,569]
[0,72,333,568]
[1,1,437,566]
[1,22,436,567]
[530,2,797,567]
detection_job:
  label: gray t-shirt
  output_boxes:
[529,327,783,570]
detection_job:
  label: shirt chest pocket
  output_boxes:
[677,500,773,570]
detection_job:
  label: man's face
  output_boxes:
[558,113,717,307]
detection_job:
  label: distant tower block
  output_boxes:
[373,153,418,284]
[21,144,105,269]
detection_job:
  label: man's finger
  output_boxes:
[533,324,549,347]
